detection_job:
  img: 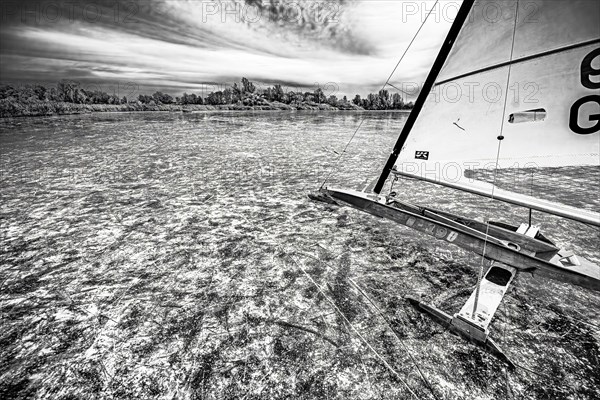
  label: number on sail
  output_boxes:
[570,47,600,135]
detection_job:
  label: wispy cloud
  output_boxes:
[0,0,455,97]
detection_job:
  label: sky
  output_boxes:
[0,0,459,99]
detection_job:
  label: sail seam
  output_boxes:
[435,38,600,86]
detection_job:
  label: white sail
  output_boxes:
[395,0,600,220]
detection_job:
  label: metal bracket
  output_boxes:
[407,263,517,369]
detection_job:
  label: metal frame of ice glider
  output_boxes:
[316,186,600,367]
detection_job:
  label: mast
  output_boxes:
[373,0,476,194]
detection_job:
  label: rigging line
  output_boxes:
[299,248,437,400]
[472,0,520,319]
[501,298,513,398]
[472,139,503,317]
[379,0,440,94]
[320,119,365,189]
[513,361,566,382]
[347,278,440,400]
[287,253,420,399]
[319,0,439,190]
[386,82,412,96]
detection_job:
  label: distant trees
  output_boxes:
[232,83,242,102]
[223,89,233,104]
[272,84,285,102]
[241,77,255,94]
[137,94,153,104]
[355,89,410,110]
[180,93,203,105]
[152,91,173,104]
[379,89,391,109]
[392,93,403,109]
[32,84,48,101]
[0,81,127,105]
[136,91,175,105]
[0,77,415,112]
[288,91,304,105]
[0,84,46,102]
[56,81,77,102]
[313,88,326,104]
[206,91,225,105]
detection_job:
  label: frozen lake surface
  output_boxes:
[1,111,598,399]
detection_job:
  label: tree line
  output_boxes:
[0,78,414,111]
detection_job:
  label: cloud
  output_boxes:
[0,0,455,97]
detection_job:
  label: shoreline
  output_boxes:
[0,101,412,119]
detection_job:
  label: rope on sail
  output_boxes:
[472,0,520,319]
[319,0,440,190]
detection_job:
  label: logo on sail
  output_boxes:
[415,151,429,160]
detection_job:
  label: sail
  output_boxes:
[394,0,600,221]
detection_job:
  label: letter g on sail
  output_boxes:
[570,47,600,135]
[570,95,600,135]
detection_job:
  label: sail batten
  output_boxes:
[435,37,600,87]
